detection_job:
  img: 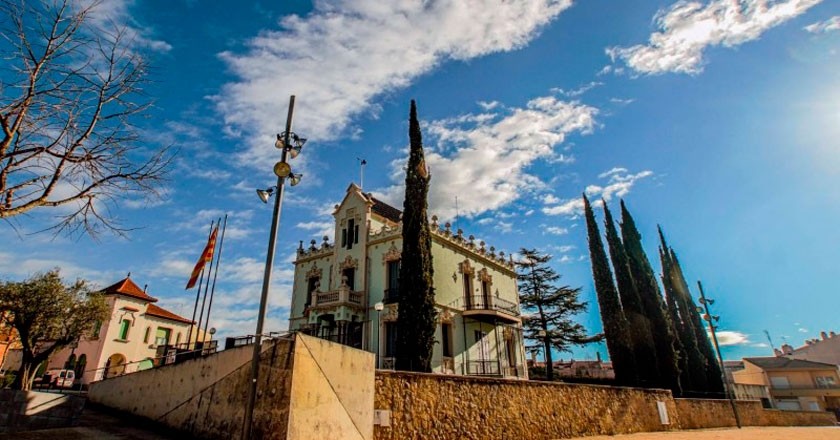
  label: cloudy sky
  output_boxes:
[2,0,838,361]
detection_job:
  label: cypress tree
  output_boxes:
[666,243,725,394]
[582,195,637,386]
[602,201,659,387]
[619,201,681,393]
[395,100,436,372]
[658,227,705,395]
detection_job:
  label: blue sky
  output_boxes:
[2,0,838,361]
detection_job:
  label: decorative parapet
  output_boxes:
[296,235,335,262]
[429,215,516,272]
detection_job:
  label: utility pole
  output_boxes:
[698,281,741,429]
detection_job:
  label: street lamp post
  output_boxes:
[242,95,306,440]
[374,302,384,369]
[697,280,742,429]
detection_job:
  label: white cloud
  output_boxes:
[608,0,823,75]
[713,330,750,346]
[214,1,574,167]
[543,194,561,204]
[78,0,173,53]
[804,16,840,33]
[542,169,653,216]
[544,226,569,235]
[798,327,809,333]
[376,96,598,220]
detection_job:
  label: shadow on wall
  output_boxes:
[0,390,86,433]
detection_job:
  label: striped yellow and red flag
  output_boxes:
[185,226,219,289]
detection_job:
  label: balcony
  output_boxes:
[310,286,365,310]
[462,295,520,323]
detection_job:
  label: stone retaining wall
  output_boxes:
[0,390,85,433]
[374,371,678,440]
[675,398,835,429]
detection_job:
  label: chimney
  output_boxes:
[831,331,837,338]
[773,348,783,357]
[782,343,793,354]
[820,331,828,341]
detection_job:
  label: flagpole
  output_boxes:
[196,217,221,346]
[203,214,227,346]
[187,220,215,347]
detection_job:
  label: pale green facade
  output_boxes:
[289,184,527,379]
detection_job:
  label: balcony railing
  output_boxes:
[466,360,500,376]
[312,288,364,307]
[463,295,520,317]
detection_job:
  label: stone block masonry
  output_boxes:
[374,371,678,440]
[374,372,836,440]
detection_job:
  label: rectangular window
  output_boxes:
[155,327,172,346]
[474,330,489,360]
[343,268,355,291]
[387,260,400,290]
[118,319,131,340]
[816,376,836,388]
[346,219,355,249]
[385,322,398,357]
[143,327,151,343]
[441,323,453,357]
[306,277,318,307]
[341,228,347,247]
[354,224,359,244]
[463,274,473,308]
[92,321,102,338]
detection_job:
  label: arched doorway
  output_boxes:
[106,353,126,377]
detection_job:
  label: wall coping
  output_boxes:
[376,370,673,395]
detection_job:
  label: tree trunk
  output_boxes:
[543,334,554,381]
[14,355,36,391]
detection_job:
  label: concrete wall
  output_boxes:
[674,398,835,429]
[0,390,85,433]
[89,333,375,440]
[374,371,678,440]
[88,342,252,419]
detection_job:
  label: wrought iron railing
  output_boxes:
[467,360,500,376]
[463,295,520,317]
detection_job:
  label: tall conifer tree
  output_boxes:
[659,229,724,394]
[395,100,436,372]
[583,195,637,386]
[602,201,659,387]
[619,201,681,393]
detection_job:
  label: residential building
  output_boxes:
[776,330,840,366]
[288,183,528,379]
[732,357,840,412]
[0,313,21,374]
[45,275,199,384]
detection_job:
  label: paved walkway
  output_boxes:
[0,404,185,440]
[575,426,840,440]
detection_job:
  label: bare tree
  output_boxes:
[0,0,173,237]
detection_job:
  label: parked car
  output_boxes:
[38,369,76,388]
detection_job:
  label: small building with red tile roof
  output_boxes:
[46,275,206,385]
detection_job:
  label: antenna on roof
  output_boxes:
[764,329,776,354]
[143,284,148,293]
[126,272,131,278]
[357,158,367,190]
[454,196,460,227]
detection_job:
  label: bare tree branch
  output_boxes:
[0,0,173,238]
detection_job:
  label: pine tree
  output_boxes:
[582,195,637,386]
[619,201,681,393]
[395,100,436,372]
[602,201,659,387]
[517,248,600,381]
[664,239,724,394]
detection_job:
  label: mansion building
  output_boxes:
[289,183,528,379]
